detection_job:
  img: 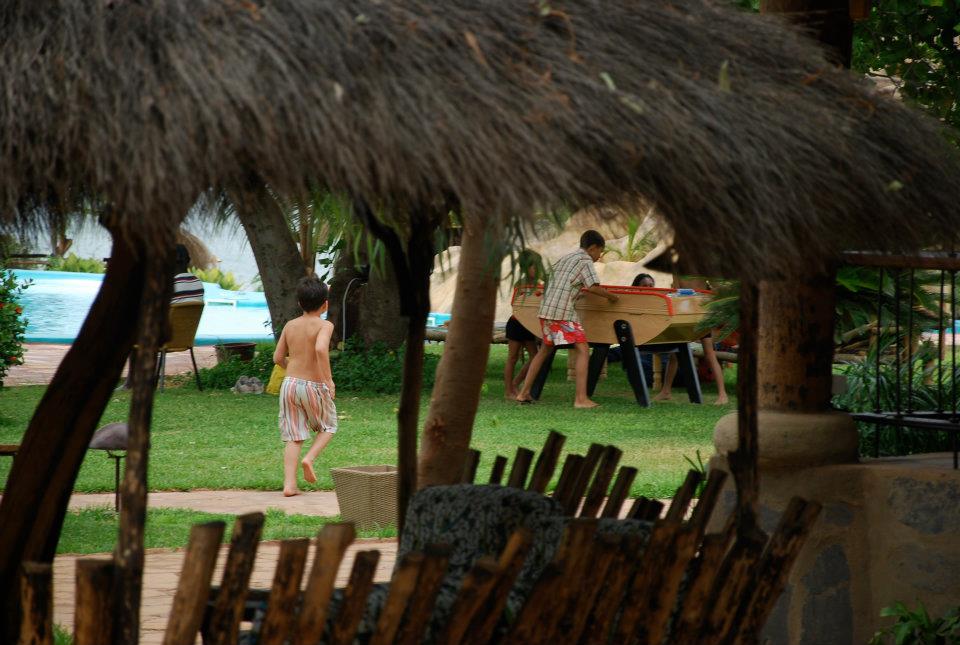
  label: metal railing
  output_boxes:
[842,252,960,468]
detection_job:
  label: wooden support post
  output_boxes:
[329,550,381,645]
[294,523,356,645]
[206,513,265,645]
[19,562,52,645]
[527,431,566,493]
[258,538,310,645]
[163,521,225,645]
[116,243,176,645]
[75,559,115,645]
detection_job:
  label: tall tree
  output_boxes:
[418,217,503,487]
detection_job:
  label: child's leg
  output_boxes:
[654,354,678,400]
[301,431,334,483]
[283,440,304,496]
[572,342,599,408]
[504,340,522,398]
[515,340,539,384]
[701,338,729,404]
[517,343,555,402]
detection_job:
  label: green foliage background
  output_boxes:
[0,270,28,387]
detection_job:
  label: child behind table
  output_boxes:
[273,276,337,497]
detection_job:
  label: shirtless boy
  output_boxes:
[273,276,337,496]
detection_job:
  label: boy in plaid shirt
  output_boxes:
[516,230,618,408]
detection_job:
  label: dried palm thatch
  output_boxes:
[1,0,959,275]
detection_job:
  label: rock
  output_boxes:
[232,376,264,394]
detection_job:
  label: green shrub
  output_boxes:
[190,267,241,291]
[0,269,29,387]
[54,624,73,645]
[833,342,953,457]
[331,337,439,394]
[870,601,960,644]
[47,252,105,273]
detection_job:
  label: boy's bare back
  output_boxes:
[274,314,335,387]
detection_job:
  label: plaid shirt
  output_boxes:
[538,249,600,322]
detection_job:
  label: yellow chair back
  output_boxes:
[164,302,204,352]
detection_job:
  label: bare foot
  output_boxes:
[653,390,672,401]
[714,395,729,405]
[505,389,518,400]
[283,488,300,497]
[574,399,600,409]
[301,459,317,484]
[516,394,534,404]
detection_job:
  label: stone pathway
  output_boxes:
[64,489,342,517]
[5,343,218,386]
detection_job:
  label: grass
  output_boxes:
[0,345,736,499]
[57,506,396,555]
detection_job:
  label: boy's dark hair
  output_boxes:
[297,276,329,312]
[632,273,654,287]
[579,229,605,249]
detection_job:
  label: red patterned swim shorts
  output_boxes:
[540,319,587,346]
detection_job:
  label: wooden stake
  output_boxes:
[19,562,52,645]
[294,523,356,645]
[506,447,534,488]
[463,529,533,645]
[395,544,451,645]
[580,446,622,518]
[566,443,604,515]
[600,466,638,518]
[162,521,225,645]
[75,559,115,645]
[258,538,310,645]
[329,550,381,645]
[206,513,265,645]
[527,431,566,493]
[460,449,481,484]
[488,455,508,485]
[370,553,425,645]
[435,557,500,645]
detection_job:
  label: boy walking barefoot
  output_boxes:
[273,276,337,496]
[516,230,618,408]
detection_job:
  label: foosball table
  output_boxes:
[511,285,712,406]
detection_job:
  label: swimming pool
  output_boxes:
[13,269,276,345]
[11,269,453,344]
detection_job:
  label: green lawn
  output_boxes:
[57,507,396,555]
[0,345,735,499]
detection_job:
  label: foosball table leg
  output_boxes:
[586,344,610,397]
[614,320,651,408]
[676,342,703,404]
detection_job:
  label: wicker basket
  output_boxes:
[330,465,398,530]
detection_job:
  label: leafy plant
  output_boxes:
[0,269,29,387]
[331,337,440,394]
[869,601,960,645]
[833,339,953,457]
[47,252,105,274]
[190,267,242,291]
[682,449,708,497]
[603,212,656,263]
[54,624,73,645]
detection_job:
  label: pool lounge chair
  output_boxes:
[158,301,204,391]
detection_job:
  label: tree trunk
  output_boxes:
[115,243,175,644]
[419,222,502,488]
[326,241,366,348]
[359,259,407,349]
[0,229,147,642]
[231,186,306,340]
[354,202,438,531]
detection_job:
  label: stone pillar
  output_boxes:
[715,277,859,467]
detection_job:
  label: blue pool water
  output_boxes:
[11,269,453,344]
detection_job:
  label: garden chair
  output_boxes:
[157,301,204,391]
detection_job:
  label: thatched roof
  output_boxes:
[2,0,959,275]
